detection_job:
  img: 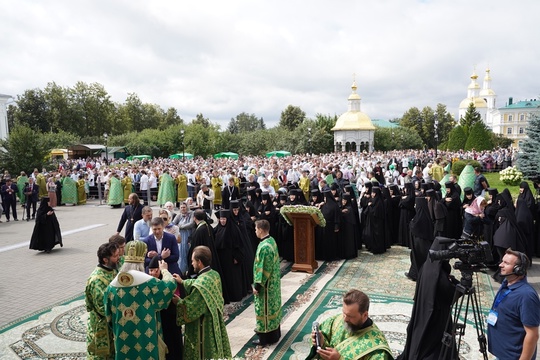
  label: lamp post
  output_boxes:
[434,116,439,158]
[307,127,312,154]
[103,132,108,164]
[180,129,185,162]
[392,131,395,150]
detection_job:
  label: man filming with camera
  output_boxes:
[487,248,539,360]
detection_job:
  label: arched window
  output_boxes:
[335,142,342,152]
[345,142,351,152]
[351,142,357,152]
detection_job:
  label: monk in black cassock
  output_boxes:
[343,184,362,250]
[257,192,277,239]
[398,237,460,360]
[442,181,462,239]
[338,194,358,259]
[483,188,502,266]
[29,197,63,253]
[425,189,446,238]
[317,189,340,260]
[147,256,183,360]
[230,200,255,294]
[363,187,387,254]
[398,182,416,247]
[388,185,401,245]
[214,209,246,302]
[359,182,373,249]
[274,193,288,258]
[280,189,303,261]
[380,187,393,249]
[405,197,434,281]
[186,209,229,302]
[221,177,239,211]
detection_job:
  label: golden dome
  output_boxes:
[459,96,487,109]
[332,111,376,131]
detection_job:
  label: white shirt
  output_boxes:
[140,174,149,191]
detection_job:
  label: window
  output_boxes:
[508,115,513,122]
[520,114,525,121]
[519,127,524,134]
[507,127,512,135]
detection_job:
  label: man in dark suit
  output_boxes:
[1,178,19,222]
[24,177,40,221]
[144,217,181,275]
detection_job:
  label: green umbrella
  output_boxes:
[213,152,239,160]
[169,153,194,160]
[266,150,291,158]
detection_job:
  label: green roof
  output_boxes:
[372,119,399,128]
[501,99,540,109]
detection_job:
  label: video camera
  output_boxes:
[428,236,493,272]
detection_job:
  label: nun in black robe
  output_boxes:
[274,193,288,258]
[338,194,358,259]
[279,190,303,261]
[406,197,434,281]
[29,197,63,253]
[229,200,255,293]
[398,182,416,247]
[442,181,462,239]
[343,184,362,249]
[317,189,340,260]
[214,209,246,302]
[515,181,536,261]
[483,188,501,266]
[363,187,387,254]
[388,185,401,245]
[398,237,460,360]
[358,182,373,249]
[258,192,278,240]
[380,186,393,249]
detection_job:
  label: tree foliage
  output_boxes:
[0,125,49,174]
[446,125,467,151]
[227,112,265,134]
[464,122,494,151]
[460,102,482,136]
[399,104,454,148]
[374,127,423,151]
[279,105,305,131]
[517,113,540,179]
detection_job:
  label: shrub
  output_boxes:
[499,166,523,186]
[452,160,481,175]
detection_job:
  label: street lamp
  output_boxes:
[180,129,185,162]
[434,116,439,158]
[392,131,395,150]
[307,127,312,154]
[103,132,108,164]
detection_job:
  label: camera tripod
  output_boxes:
[439,264,489,360]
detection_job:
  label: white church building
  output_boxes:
[0,94,11,140]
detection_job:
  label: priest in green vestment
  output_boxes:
[85,242,120,360]
[157,171,176,206]
[309,289,393,360]
[107,174,123,207]
[36,170,48,199]
[253,219,282,346]
[61,174,78,205]
[105,240,176,360]
[175,172,188,203]
[16,172,29,204]
[173,245,232,360]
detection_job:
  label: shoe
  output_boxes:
[6,219,9,222]
[26,218,29,222]
[31,216,35,219]
[14,219,18,221]
[252,339,262,346]
[404,272,416,281]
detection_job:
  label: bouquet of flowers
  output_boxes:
[499,166,523,186]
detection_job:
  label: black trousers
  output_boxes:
[26,199,37,218]
[4,199,17,220]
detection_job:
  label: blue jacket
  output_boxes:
[144,232,181,275]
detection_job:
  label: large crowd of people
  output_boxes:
[3,145,540,358]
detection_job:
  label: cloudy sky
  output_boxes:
[1,0,539,128]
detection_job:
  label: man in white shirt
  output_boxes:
[133,206,153,240]
[139,170,149,205]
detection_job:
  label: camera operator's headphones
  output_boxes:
[513,252,529,276]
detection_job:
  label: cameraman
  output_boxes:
[487,249,539,359]
[24,177,39,221]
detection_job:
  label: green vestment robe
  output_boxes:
[253,236,282,334]
[61,176,78,204]
[36,173,48,199]
[16,175,28,203]
[157,173,176,206]
[176,269,232,360]
[108,176,123,206]
[319,314,393,360]
[105,269,176,360]
[85,265,118,360]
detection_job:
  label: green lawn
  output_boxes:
[483,172,533,199]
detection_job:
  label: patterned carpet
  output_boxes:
[0,246,497,359]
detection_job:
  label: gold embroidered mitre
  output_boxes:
[124,240,147,263]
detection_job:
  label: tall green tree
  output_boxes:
[460,102,482,136]
[43,82,72,133]
[446,125,468,151]
[517,113,540,179]
[228,112,264,133]
[12,89,49,132]
[399,107,423,142]
[191,113,210,128]
[279,105,305,131]
[70,82,115,137]
[0,125,49,174]
[124,93,145,132]
[159,107,183,130]
[464,122,494,151]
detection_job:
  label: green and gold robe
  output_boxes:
[319,314,393,360]
[105,269,176,360]
[175,174,188,202]
[253,236,282,335]
[61,176,78,204]
[121,176,132,204]
[85,265,118,360]
[176,269,232,360]
[36,173,48,199]
[16,175,28,203]
[77,178,87,205]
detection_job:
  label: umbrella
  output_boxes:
[169,153,194,160]
[266,150,291,158]
[213,152,239,160]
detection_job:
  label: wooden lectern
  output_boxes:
[281,211,321,273]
